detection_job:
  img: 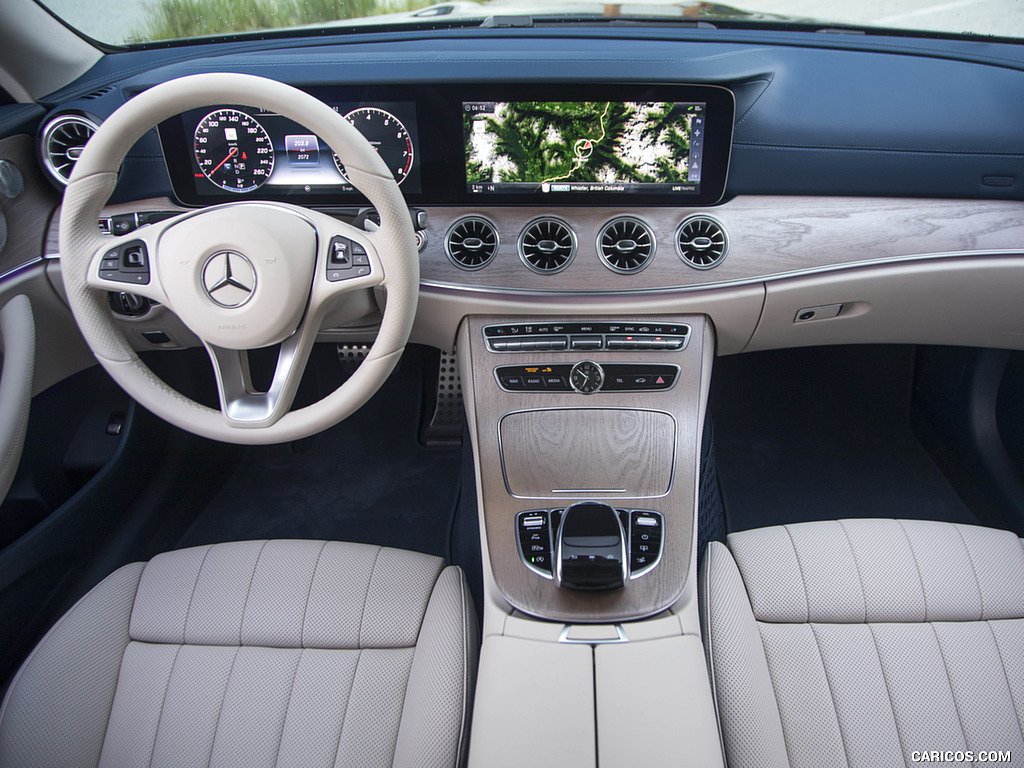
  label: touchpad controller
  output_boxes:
[515,506,664,588]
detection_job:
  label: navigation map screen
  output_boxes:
[463,101,706,197]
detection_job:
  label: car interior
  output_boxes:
[0,0,1023,765]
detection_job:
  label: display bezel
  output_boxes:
[158,83,733,207]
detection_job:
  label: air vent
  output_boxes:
[445,216,499,270]
[41,114,99,185]
[518,217,576,274]
[676,216,728,270]
[82,86,115,100]
[597,217,656,274]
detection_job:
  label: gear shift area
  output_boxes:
[554,502,628,591]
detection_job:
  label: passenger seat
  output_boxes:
[701,519,1024,767]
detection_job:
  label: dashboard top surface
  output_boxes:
[39,29,1024,207]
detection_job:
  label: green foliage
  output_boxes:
[128,0,439,42]
[465,158,491,184]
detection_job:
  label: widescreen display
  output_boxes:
[464,101,707,196]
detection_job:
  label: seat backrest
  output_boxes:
[701,519,1024,768]
[0,539,477,768]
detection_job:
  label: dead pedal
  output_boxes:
[336,344,371,379]
[422,350,463,447]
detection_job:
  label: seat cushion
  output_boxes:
[0,540,478,768]
[701,519,1024,768]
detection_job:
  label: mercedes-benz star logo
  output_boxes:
[202,251,256,308]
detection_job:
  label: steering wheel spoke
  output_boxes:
[205,328,314,427]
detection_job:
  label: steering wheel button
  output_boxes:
[329,236,352,267]
[121,246,147,269]
[353,252,369,267]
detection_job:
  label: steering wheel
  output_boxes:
[58,74,419,445]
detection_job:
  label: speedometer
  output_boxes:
[194,109,275,192]
[334,107,414,185]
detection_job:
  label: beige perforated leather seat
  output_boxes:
[0,539,478,768]
[701,519,1024,768]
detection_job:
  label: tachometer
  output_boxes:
[194,109,274,192]
[333,107,414,185]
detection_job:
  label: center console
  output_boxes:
[459,313,712,622]
[459,313,724,768]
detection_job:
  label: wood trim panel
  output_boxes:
[499,408,676,498]
[0,135,58,275]
[460,313,713,622]
[420,197,1024,292]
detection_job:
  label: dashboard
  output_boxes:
[22,28,1024,360]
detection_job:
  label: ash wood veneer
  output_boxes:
[421,197,1024,293]
[459,314,714,622]
[55,196,1024,295]
[0,135,59,275]
[499,408,676,498]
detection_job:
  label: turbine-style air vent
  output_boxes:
[41,114,99,185]
[597,217,656,274]
[676,216,728,270]
[518,217,576,274]
[445,216,499,270]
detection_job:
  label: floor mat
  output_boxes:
[176,347,463,560]
[710,346,978,534]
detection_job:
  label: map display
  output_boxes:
[464,100,706,195]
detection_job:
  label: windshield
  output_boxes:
[36,0,1024,46]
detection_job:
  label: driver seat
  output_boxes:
[0,539,478,767]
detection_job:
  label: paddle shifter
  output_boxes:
[554,502,628,591]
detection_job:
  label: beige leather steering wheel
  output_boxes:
[59,73,419,444]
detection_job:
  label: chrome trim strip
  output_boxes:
[0,257,45,285]
[552,488,627,494]
[558,624,629,644]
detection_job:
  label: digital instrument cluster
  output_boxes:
[162,99,421,203]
